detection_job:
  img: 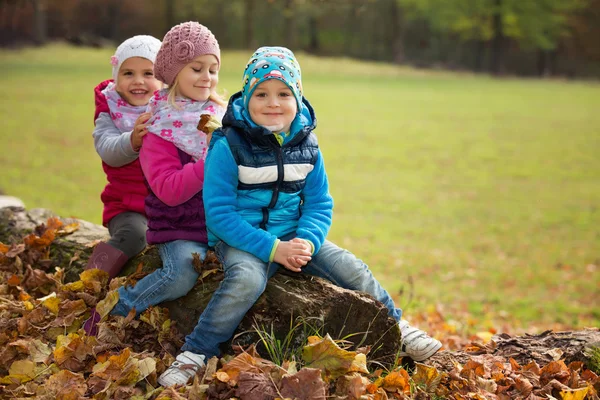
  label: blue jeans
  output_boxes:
[112,240,208,317]
[181,239,402,357]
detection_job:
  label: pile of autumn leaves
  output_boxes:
[0,217,599,400]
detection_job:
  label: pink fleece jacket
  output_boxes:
[139,133,205,207]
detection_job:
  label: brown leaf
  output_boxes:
[219,351,279,386]
[334,372,368,400]
[9,338,52,363]
[21,265,56,294]
[280,367,327,400]
[5,243,26,258]
[45,370,87,398]
[235,371,279,400]
[461,360,485,378]
[540,360,570,386]
[514,376,533,398]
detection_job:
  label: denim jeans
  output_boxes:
[112,240,208,317]
[180,239,402,357]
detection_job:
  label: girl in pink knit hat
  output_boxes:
[104,21,226,362]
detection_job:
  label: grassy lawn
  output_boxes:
[0,44,598,336]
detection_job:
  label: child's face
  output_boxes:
[115,57,162,106]
[175,55,219,101]
[248,79,297,133]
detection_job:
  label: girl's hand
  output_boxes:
[131,112,151,151]
[273,240,312,272]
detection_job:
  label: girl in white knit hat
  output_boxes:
[84,35,162,335]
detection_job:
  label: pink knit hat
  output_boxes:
[154,21,221,86]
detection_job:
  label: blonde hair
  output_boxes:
[166,78,227,109]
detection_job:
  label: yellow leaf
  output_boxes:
[349,353,369,374]
[559,387,589,400]
[216,371,230,382]
[58,222,80,235]
[475,331,494,343]
[0,373,32,385]
[95,290,120,319]
[23,300,34,310]
[413,362,443,393]
[80,268,109,288]
[302,334,356,378]
[43,296,61,314]
[307,335,321,345]
[3,359,37,383]
[62,281,85,292]
[137,358,157,382]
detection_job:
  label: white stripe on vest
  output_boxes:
[238,163,314,185]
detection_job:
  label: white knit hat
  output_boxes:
[111,35,162,81]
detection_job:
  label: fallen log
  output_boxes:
[0,206,402,365]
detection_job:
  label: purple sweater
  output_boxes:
[139,133,207,244]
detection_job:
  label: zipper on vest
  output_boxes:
[260,142,284,230]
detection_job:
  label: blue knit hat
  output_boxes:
[241,46,303,111]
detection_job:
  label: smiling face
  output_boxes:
[175,54,219,101]
[115,57,162,106]
[248,79,298,133]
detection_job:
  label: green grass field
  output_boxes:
[1,44,598,335]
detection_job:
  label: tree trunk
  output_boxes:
[390,0,405,64]
[490,0,505,75]
[107,0,121,42]
[283,0,295,49]
[474,40,486,72]
[31,0,47,45]
[0,206,402,366]
[165,0,175,33]
[307,13,319,53]
[244,0,255,49]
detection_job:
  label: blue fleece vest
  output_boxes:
[220,126,319,228]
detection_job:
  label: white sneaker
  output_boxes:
[158,351,206,387]
[398,320,442,361]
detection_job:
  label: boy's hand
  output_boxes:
[131,112,151,151]
[286,238,313,269]
[273,240,312,272]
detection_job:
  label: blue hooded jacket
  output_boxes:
[203,91,333,262]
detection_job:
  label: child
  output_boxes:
[88,35,162,277]
[107,21,225,345]
[85,36,162,337]
[157,47,442,387]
